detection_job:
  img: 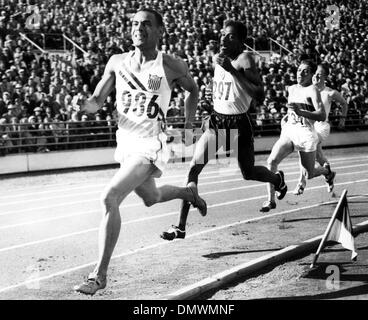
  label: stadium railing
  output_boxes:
[19,32,47,54]
[269,37,294,57]
[0,114,366,156]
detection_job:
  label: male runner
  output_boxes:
[293,63,348,195]
[73,8,206,295]
[161,20,287,240]
[260,60,335,212]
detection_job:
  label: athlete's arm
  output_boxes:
[216,52,265,102]
[169,58,199,126]
[280,114,288,126]
[291,86,326,121]
[80,55,117,114]
[234,52,263,86]
[331,90,348,128]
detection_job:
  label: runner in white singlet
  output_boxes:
[281,83,320,153]
[261,60,336,212]
[73,8,206,295]
[114,50,172,170]
[161,20,287,241]
[293,63,348,195]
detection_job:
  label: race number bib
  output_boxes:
[288,111,306,126]
[287,102,314,128]
[119,89,162,120]
[212,80,234,102]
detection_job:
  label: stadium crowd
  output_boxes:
[0,0,368,154]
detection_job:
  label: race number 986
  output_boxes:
[121,90,160,119]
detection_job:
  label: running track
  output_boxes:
[0,146,367,299]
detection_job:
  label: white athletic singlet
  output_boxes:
[319,86,334,121]
[287,84,316,128]
[212,64,252,115]
[282,84,319,152]
[314,85,334,142]
[116,51,171,137]
[114,51,172,168]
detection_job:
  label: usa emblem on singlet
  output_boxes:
[148,74,162,91]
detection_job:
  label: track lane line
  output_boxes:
[2,168,368,230]
[0,193,366,294]
[1,155,366,199]
[0,178,367,254]
[3,156,366,202]
[1,162,368,214]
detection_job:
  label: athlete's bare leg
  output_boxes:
[176,128,218,230]
[293,154,308,195]
[74,155,206,294]
[262,136,294,211]
[315,141,335,192]
[299,150,329,179]
[294,140,329,195]
[93,156,160,279]
[135,174,203,207]
[236,130,284,186]
[315,142,329,166]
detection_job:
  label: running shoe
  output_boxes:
[260,200,276,213]
[323,162,331,174]
[325,169,336,193]
[160,225,186,241]
[73,273,107,295]
[275,170,288,200]
[292,182,306,195]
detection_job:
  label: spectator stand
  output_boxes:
[0,0,367,157]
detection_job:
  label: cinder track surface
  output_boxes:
[0,146,367,300]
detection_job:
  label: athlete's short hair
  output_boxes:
[136,7,164,28]
[224,20,247,43]
[318,63,330,77]
[300,59,317,74]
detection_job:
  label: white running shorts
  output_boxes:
[114,129,170,175]
[281,123,319,152]
[314,121,330,142]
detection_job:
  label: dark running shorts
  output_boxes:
[208,110,254,149]
[206,110,256,175]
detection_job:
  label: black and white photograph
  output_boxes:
[0,0,368,311]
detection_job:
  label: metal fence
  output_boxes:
[1,114,367,156]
